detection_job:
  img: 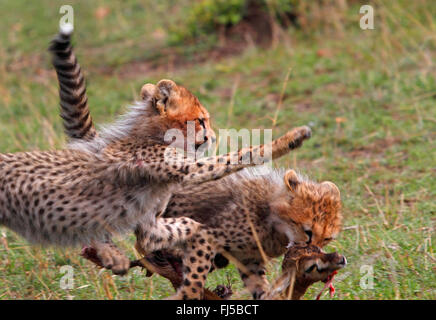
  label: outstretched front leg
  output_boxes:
[108,125,311,187]
[180,125,312,185]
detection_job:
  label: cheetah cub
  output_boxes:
[0,27,311,277]
[128,168,342,299]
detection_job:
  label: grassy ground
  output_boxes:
[0,0,435,300]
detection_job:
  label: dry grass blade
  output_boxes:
[272,67,292,128]
[285,269,296,300]
[265,268,296,300]
[364,184,389,226]
[244,208,269,266]
[102,273,114,299]
[219,250,250,276]
[226,74,240,126]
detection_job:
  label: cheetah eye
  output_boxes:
[197,118,206,129]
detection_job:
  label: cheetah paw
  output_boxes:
[82,242,130,276]
[287,125,312,149]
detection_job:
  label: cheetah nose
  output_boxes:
[338,256,347,267]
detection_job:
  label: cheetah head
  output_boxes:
[138,80,216,153]
[271,169,342,248]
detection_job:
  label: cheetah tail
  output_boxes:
[49,24,97,142]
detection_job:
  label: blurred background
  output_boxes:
[0,0,434,299]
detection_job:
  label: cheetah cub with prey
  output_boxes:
[0,27,311,278]
[136,169,342,299]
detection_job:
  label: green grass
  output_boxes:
[0,0,435,300]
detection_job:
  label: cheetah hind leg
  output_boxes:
[168,232,216,300]
[138,250,229,299]
[82,240,130,276]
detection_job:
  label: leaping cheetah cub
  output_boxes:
[0,27,311,279]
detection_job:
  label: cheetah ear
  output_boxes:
[154,79,177,115]
[156,79,176,98]
[322,181,340,198]
[140,83,157,101]
[284,169,300,192]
